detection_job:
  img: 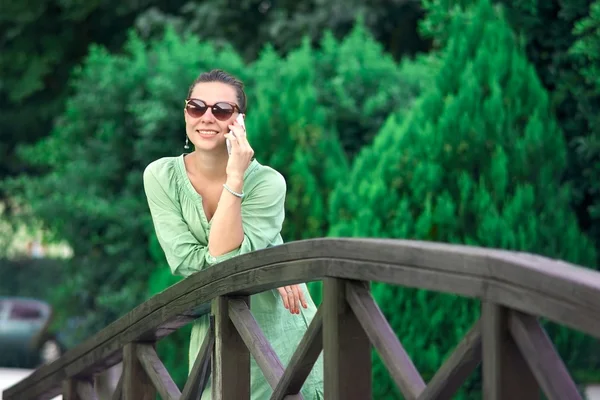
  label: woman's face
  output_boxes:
[184,81,240,153]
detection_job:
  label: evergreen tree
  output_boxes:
[329,0,598,398]
[570,0,600,262]
[315,20,436,159]
[280,21,437,304]
[246,40,349,242]
[421,0,600,266]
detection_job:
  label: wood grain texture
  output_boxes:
[181,316,214,400]
[346,281,425,399]
[135,344,181,400]
[5,238,600,400]
[62,380,79,400]
[323,278,371,400]
[122,343,155,400]
[271,307,323,400]
[227,298,302,398]
[508,311,582,400]
[213,296,250,400]
[417,320,482,400]
[482,302,538,400]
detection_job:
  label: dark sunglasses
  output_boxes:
[184,98,240,121]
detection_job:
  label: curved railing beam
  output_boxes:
[5,238,600,400]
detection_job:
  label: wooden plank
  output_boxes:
[122,343,156,400]
[181,316,215,400]
[213,296,251,400]
[329,259,600,340]
[481,302,538,400]
[227,298,301,398]
[345,281,425,400]
[323,278,371,399]
[6,238,600,400]
[271,307,323,400]
[62,380,79,400]
[76,380,98,400]
[508,310,582,400]
[417,320,482,400]
[135,344,181,400]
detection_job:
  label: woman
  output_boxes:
[142,69,324,399]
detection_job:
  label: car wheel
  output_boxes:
[38,338,62,364]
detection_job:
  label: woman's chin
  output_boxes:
[190,139,227,153]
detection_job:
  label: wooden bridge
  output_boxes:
[4,238,600,400]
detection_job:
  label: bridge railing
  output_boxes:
[4,238,600,400]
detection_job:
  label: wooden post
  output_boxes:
[122,343,156,400]
[212,295,251,400]
[323,278,372,399]
[62,380,79,400]
[481,302,539,400]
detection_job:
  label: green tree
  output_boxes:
[1,0,429,229]
[0,0,188,207]
[569,0,600,261]
[246,23,437,304]
[420,0,600,264]
[315,21,437,159]
[245,40,349,242]
[329,0,598,398]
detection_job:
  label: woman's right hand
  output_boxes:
[277,285,308,314]
[224,117,254,181]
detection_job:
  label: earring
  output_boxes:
[184,136,190,150]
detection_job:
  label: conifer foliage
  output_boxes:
[329,0,597,397]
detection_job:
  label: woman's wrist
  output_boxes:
[225,176,243,193]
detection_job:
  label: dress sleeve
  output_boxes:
[143,165,212,277]
[144,164,286,277]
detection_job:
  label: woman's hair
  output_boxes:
[187,69,247,113]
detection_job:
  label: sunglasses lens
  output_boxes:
[212,103,235,121]
[186,100,207,118]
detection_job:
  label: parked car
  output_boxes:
[0,297,64,369]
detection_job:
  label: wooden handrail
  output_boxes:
[3,238,600,400]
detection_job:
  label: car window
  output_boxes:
[9,302,43,320]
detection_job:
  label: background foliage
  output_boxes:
[1,0,599,396]
[329,0,598,397]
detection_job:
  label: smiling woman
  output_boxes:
[142,69,324,399]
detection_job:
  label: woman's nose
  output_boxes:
[200,106,217,122]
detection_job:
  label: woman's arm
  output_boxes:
[143,161,287,275]
[209,168,286,259]
[206,176,244,256]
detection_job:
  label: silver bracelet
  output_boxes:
[223,183,244,198]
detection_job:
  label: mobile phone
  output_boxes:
[227,113,245,155]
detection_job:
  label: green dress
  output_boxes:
[143,154,324,399]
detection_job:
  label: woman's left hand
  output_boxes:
[224,116,254,181]
[277,285,308,314]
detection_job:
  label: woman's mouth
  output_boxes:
[196,129,220,137]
